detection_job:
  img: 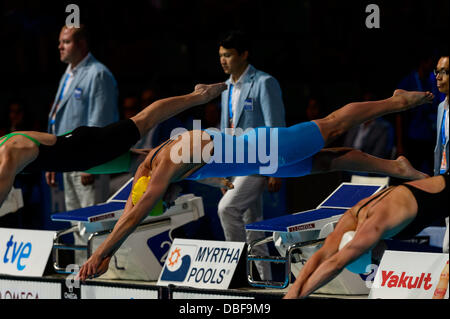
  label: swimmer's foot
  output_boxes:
[194,82,227,104]
[395,156,429,180]
[392,89,434,111]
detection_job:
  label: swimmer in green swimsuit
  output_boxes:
[0,133,41,147]
[77,89,434,282]
[0,82,228,206]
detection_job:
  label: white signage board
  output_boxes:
[369,250,449,299]
[81,285,158,299]
[0,228,55,277]
[157,239,245,290]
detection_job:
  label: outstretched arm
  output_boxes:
[131,83,227,137]
[311,147,428,180]
[284,210,357,299]
[77,163,172,281]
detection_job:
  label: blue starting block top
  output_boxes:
[246,183,384,233]
[51,179,134,223]
[320,184,382,209]
[246,207,346,233]
[108,179,133,202]
[51,202,126,223]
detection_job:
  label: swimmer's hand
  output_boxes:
[45,172,57,187]
[194,82,227,103]
[267,177,282,193]
[77,253,111,282]
[196,177,234,190]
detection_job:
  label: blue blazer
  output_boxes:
[434,99,449,175]
[220,65,286,132]
[48,54,119,135]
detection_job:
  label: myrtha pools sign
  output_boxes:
[157,239,245,290]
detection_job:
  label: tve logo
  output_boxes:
[3,235,32,271]
[157,238,245,290]
[0,228,55,277]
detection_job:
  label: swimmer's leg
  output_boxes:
[251,90,433,169]
[313,90,434,145]
[264,147,428,180]
[311,148,428,180]
[131,83,226,137]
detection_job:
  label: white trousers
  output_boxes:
[63,172,110,265]
[218,175,272,281]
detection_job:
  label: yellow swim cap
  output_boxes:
[131,175,164,216]
[132,176,151,206]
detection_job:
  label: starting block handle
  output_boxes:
[246,236,292,289]
[246,237,326,289]
[52,226,88,274]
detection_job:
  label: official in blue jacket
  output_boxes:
[217,30,286,281]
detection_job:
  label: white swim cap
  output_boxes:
[339,230,372,274]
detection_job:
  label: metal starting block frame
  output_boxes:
[51,178,205,277]
[245,183,385,289]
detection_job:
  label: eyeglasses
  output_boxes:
[434,69,449,77]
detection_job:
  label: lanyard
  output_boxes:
[228,83,234,121]
[58,73,71,102]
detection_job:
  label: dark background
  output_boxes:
[0,0,448,235]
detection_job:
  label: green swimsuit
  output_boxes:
[0,132,41,147]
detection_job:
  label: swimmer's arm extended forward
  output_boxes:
[77,164,171,281]
[295,217,384,298]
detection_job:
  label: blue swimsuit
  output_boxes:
[186,121,325,180]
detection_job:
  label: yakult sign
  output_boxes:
[157,239,245,290]
[369,250,449,299]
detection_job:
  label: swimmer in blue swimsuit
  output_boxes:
[78,88,435,282]
[0,83,227,206]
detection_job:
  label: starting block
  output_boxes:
[51,178,205,281]
[245,182,385,294]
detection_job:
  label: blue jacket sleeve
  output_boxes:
[259,76,286,128]
[88,70,119,127]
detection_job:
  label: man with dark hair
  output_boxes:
[217,30,286,281]
[46,24,119,264]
